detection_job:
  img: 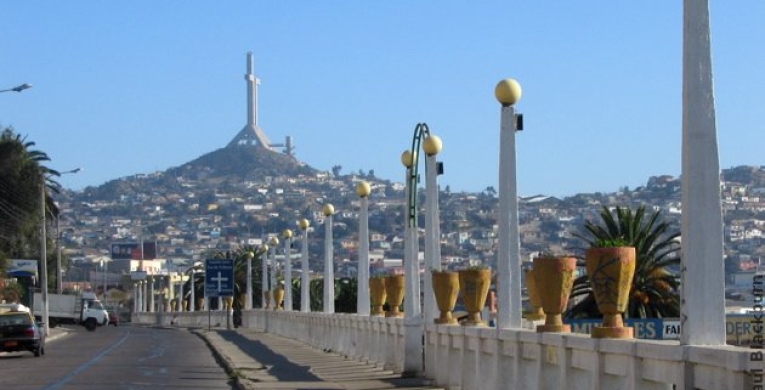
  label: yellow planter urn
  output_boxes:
[263,291,271,309]
[585,246,637,339]
[369,277,387,316]
[272,287,285,310]
[384,275,405,317]
[533,256,577,333]
[524,268,546,321]
[458,268,491,326]
[432,270,460,324]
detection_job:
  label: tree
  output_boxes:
[0,128,59,281]
[565,206,681,319]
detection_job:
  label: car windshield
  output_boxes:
[86,300,105,310]
[0,313,32,326]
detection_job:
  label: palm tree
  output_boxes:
[565,206,681,319]
[0,128,62,295]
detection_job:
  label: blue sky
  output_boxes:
[1,2,763,198]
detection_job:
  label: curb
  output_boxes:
[192,329,250,390]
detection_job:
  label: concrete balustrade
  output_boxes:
[134,310,757,389]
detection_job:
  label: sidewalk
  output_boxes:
[195,329,443,390]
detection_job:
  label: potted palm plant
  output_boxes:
[566,206,681,326]
[458,265,491,326]
[533,254,577,332]
[431,268,459,324]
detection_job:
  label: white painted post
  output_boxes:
[356,183,371,316]
[149,276,155,313]
[133,283,139,313]
[283,230,293,311]
[401,150,423,375]
[323,205,336,313]
[179,276,184,312]
[680,0,726,345]
[261,244,269,309]
[300,220,311,312]
[423,136,443,323]
[246,252,253,310]
[189,273,195,312]
[270,237,279,308]
[495,79,523,329]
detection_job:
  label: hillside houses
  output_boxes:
[55,164,765,292]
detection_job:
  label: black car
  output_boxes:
[0,303,45,357]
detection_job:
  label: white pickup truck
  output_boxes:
[32,291,109,331]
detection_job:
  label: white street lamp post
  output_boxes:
[189,272,196,312]
[149,276,155,313]
[142,280,148,312]
[401,148,422,376]
[101,259,108,306]
[54,167,81,294]
[40,176,50,337]
[356,182,371,316]
[246,251,254,310]
[178,275,184,312]
[322,205,335,313]
[495,78,523,329]
[283,230,293,311]
[260,244,270,309]
[269,237,279,308]
[423,135,443,323]
[299,219,311,312]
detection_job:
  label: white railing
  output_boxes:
[134,310,759,390]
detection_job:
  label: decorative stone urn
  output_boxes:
[272,287,285,310]
[369,277,387,316]
[225,297,234,310]
[585,246,637,339]
[458,268,491,326]
[533,256,577,333]
[384,275,405,317]
[263,291,271,309]
[524,268,546,321]
[431,270,460,324]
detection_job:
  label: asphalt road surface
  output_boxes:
[0,324,235,390]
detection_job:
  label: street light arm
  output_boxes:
[0,83,33,93]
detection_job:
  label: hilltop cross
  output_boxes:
[227,52,276,150]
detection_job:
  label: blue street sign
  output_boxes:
[205,258,234,297]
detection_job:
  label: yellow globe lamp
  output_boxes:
[401,150,416,168]
[283,229,293,239]
[322,204,335,217]
[494,78,522,106]
[423,135,443,156]
[270,236,279,246]
[356,181,371,198]
[299,219,310,230]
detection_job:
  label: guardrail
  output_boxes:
[134,310,759,389]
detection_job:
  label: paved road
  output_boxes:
[2,323,442,390]
[0,324,234,390]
